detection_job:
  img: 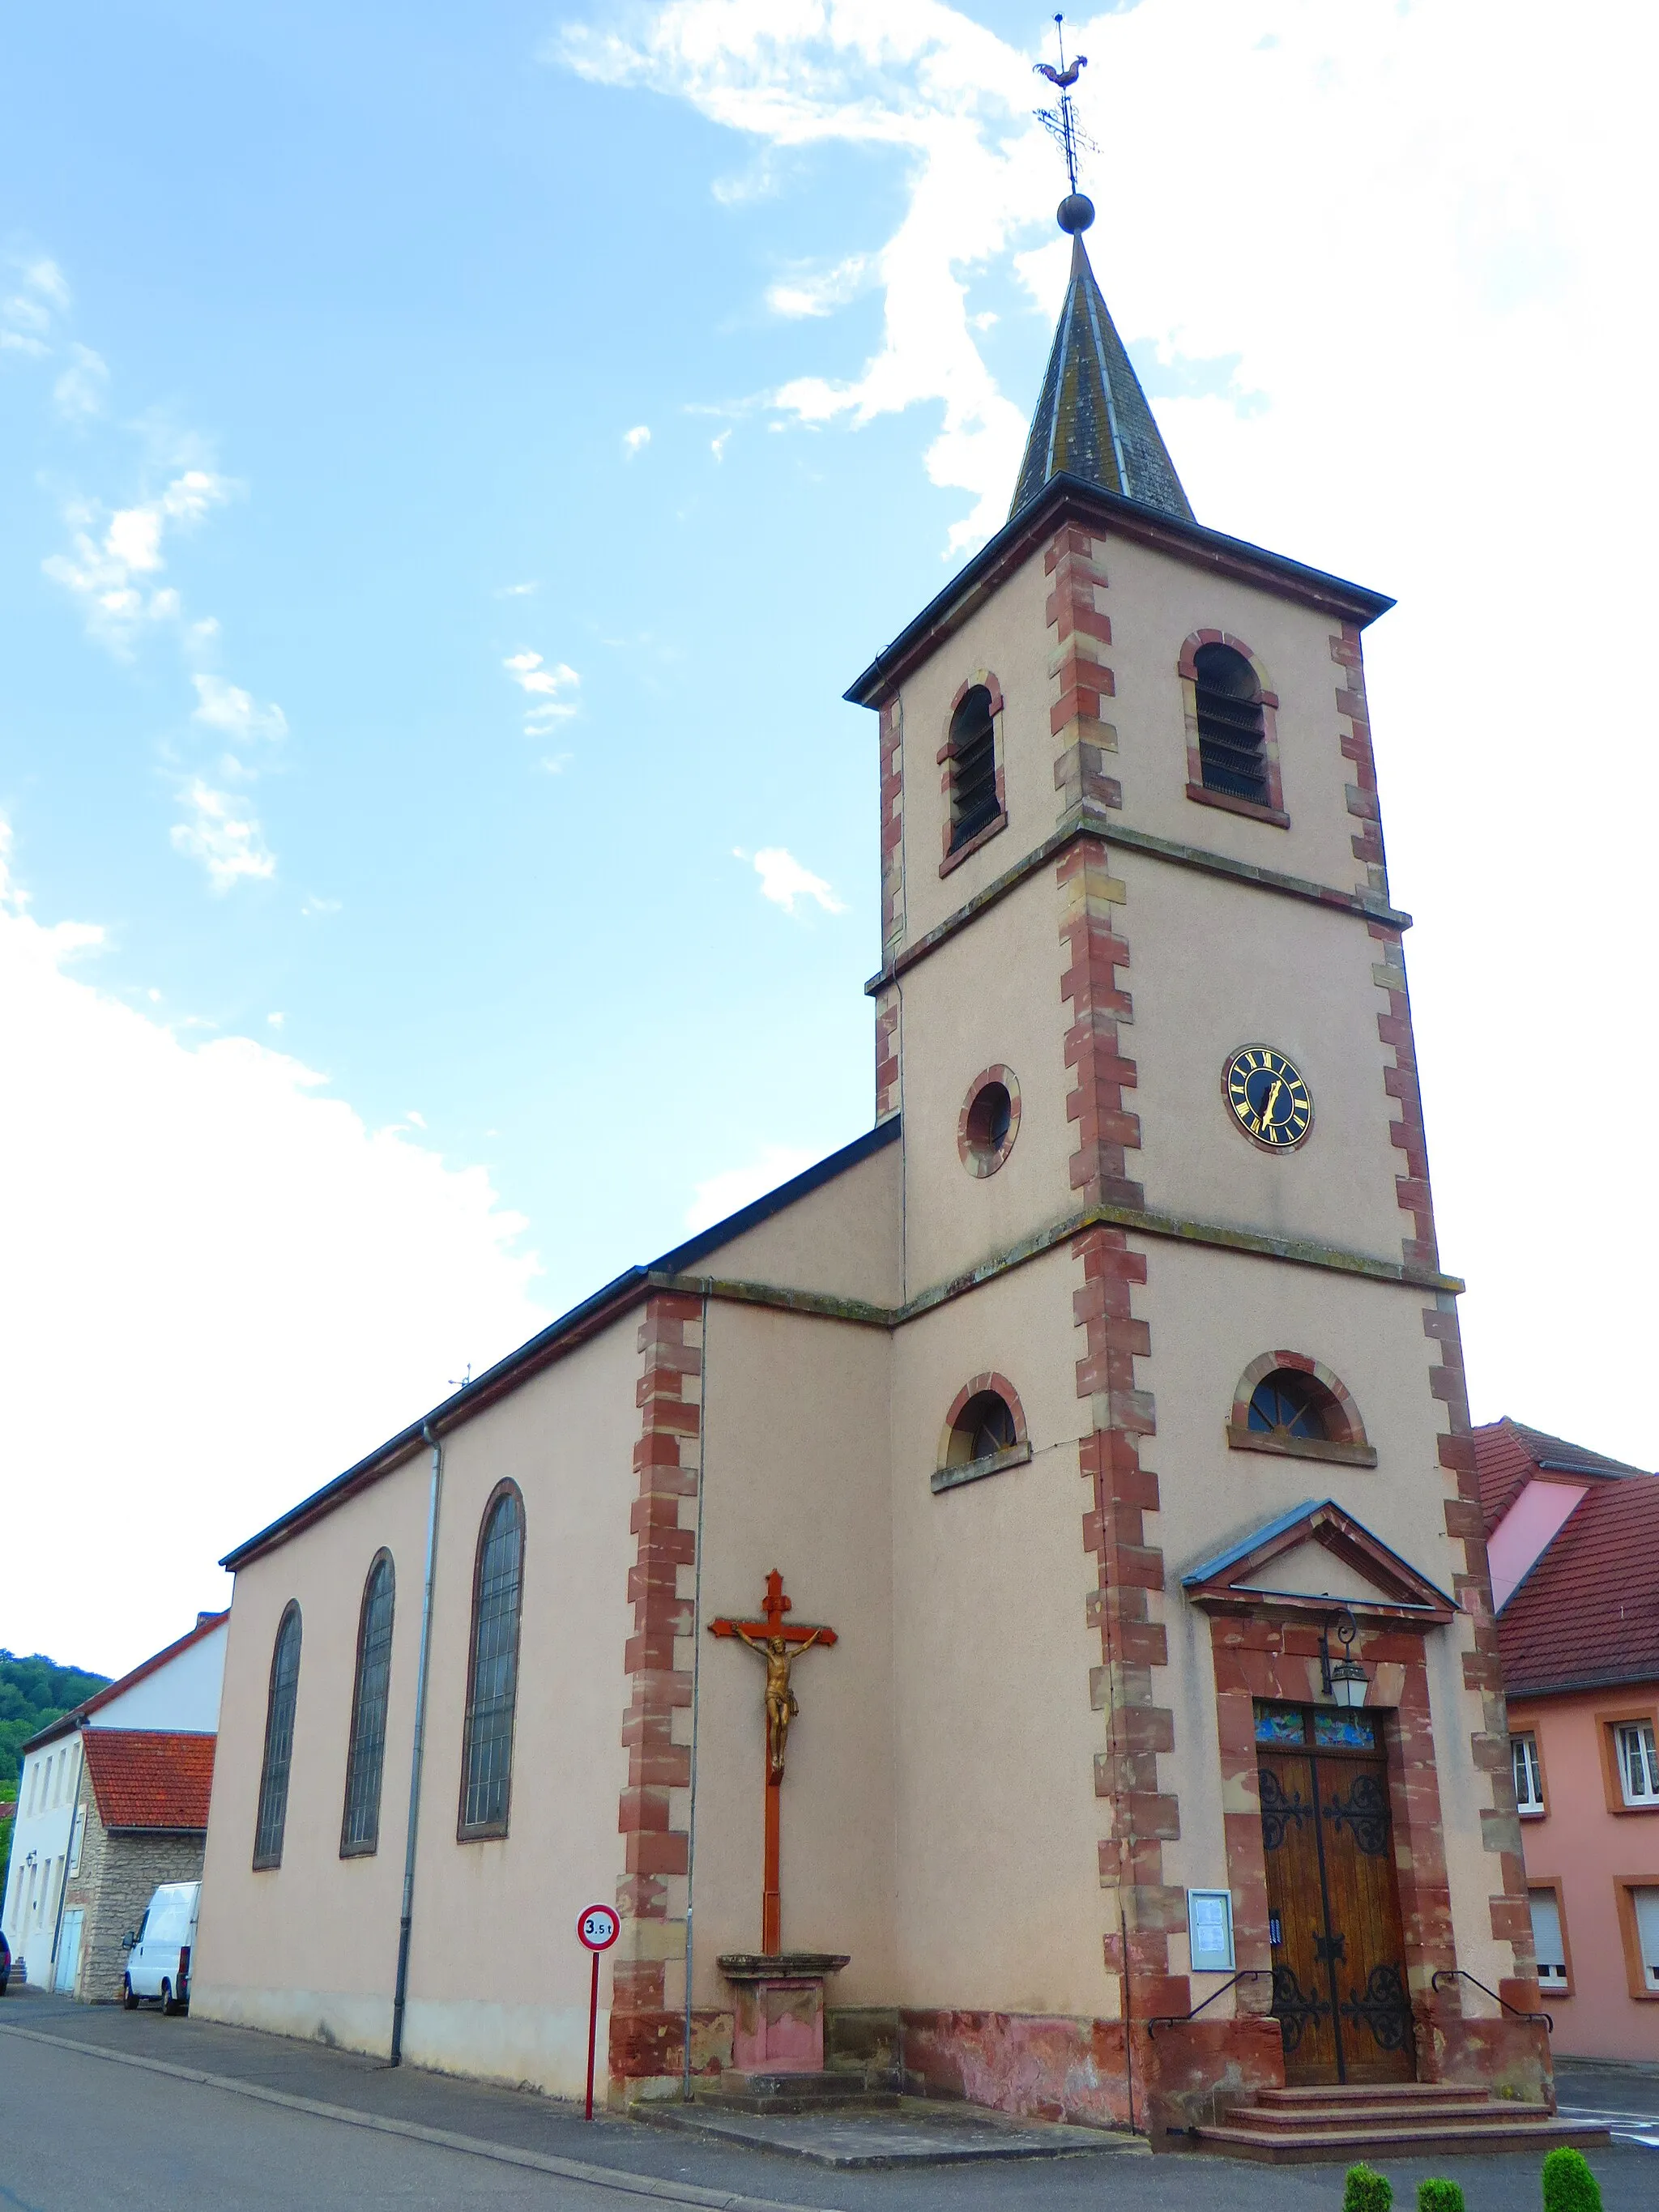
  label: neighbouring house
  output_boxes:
[2,1613,227,1992]
[1478,1420,1659,2061]
[61,1731,216,2002]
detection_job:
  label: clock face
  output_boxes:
[1223,1045,1313,1151]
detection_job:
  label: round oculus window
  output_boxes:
[957,1066,1020,1176]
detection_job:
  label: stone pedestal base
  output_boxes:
[716,1953,850,2076]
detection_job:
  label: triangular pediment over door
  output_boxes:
[1179,1498,1457,1624]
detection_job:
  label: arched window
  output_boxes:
[951,1390,1017,1462]
[1227,1354,1377,1468]
[1247,1369,1338,1440]
[933,1373,1030,1493]
[340,1552,395,1857]
[946,684,1000,852]
[253,1603,302,1870]
[1193,642,1268,805]
[458,1485,524,1839]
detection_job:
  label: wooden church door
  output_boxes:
[1255,1703,1414,2086]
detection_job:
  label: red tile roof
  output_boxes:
[1473,1421,1659,1698]
[81,1730,215,1832]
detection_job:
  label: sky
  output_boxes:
[2,1,1654,1677]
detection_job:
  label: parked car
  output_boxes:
[122,1881,199,2014]
[0,1930,11,1993]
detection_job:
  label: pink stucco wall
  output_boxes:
[1511,1687,1659,2061]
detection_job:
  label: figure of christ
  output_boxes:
[733,1625,827,1779]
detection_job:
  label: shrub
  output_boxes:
[1344,2164,1393,2212]
[1417,2183,1465,2212]
[1541,2146,1601,2212]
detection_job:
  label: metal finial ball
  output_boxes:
[1056,193,1095,235]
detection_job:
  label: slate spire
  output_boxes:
[1009,196,1193,526]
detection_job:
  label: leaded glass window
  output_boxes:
[341,1553,395,1856]
[254,1604,302,1869]
[1247,1371,1330,1440]
[1313,1711,1377,1750]
[1254,1702,1307,1745]
[459,1487,524,1838]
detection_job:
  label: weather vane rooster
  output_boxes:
[1034,14,1096,201]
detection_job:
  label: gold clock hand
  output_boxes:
[1258,1077,1284,1133]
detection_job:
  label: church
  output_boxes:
[195,184,1553,2141]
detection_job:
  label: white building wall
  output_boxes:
[3,1737,86,1986]
[87,1621,226,1734]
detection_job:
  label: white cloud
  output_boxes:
[22,258,70,312]
[498,580,539,596]
[710,428,731,461]
[767,253,876,319]
[740,845,847,915]
[503,650,580,737]
[169,780,276,893]
[539,752,574,774]
[53,341,109,422]
[192,672,288,747]
[301,894,342,917]
[267,1012,284,1028]
[684,1144,822,1234]
[622,424,651,457]
[0,819,547,1671]
[557,1,1040,547]
[44,469,236,652]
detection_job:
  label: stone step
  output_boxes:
[1192,2116,1610,2166]
[1224,2103,1556,2135]
[1256,2082,1491,2108]
[690,2068,903,2116]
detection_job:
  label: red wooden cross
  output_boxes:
[709,1571,838,1955]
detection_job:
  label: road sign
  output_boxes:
[577,1903,620,1952]
[577,1902,621,2117]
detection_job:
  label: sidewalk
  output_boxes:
[1,1988,1648,2212]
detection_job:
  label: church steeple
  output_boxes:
[1009,196,1194,526]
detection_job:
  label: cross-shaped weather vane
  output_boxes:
[1034,14,1098,198]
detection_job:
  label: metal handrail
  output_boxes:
[1146,1968,1269,2036]
[1430,1967,1552,2032]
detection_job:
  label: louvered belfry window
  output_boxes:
[948,685,1000,850]
[1193,642,1269,804]
[459,1486,524,1838]
[254,1603,302,1869]
[341,1553,395,1856]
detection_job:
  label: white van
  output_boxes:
[122,1881,199,2014]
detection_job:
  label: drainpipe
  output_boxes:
[390,1421,444,2065]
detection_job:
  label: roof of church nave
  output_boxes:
[221,1120,901,1572]
[1008,194,1193,528]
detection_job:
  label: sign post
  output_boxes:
[576,1903,620,2120]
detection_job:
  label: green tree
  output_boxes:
[0,1650,112,1902]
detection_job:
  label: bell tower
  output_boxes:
[844,150,1539,2125]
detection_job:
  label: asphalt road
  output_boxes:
[0,2032,634,2212]
[0,1992,1653,2212]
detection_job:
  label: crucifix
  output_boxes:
[709,1570,838,1955]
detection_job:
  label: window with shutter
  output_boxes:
[1529,1890,1567,1989]
[946,685,1000,852]
[1193,642,1268,805]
